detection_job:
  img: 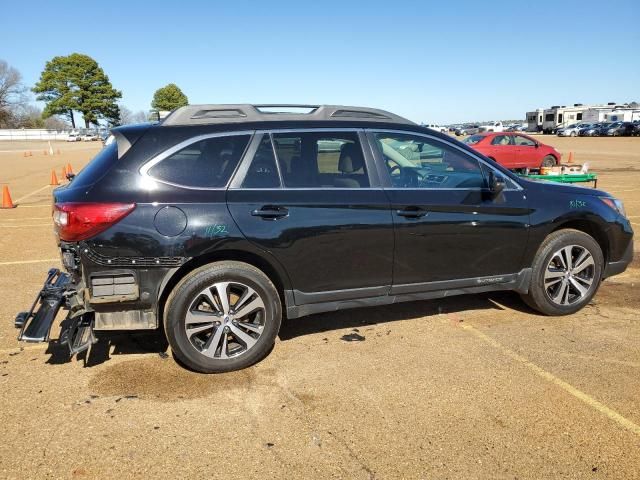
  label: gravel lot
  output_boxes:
[0,137,638,479]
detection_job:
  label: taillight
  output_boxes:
[53,203,136,241]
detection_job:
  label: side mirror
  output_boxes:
[488,171,506,197]
[534,142,539,148]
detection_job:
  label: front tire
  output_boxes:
[521,229,603,315]
[164,261,282,373]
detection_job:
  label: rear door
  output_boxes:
[227,130,394,305]
[367,129,530,292]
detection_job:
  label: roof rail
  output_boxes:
[161,104,415,126]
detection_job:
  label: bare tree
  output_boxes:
[118,103,148,125]
[13,104,44,128]
[44,115,69,130]
[0,60,28,127]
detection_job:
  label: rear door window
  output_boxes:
[148,134,250,188]
[272,132,369,188]
[241,135,281,188]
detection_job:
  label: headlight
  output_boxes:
[600,197,626,217]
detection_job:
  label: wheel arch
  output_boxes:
[157,248,291,324]
[550,219,610,263]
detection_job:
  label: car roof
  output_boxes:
[161,104,416,127]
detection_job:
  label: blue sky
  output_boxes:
[2,0,639,124]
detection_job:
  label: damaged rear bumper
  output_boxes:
[15,268,96,355]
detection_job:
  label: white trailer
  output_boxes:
[605,110,640,122]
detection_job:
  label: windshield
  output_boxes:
[463,135,484,145]
[600,123,612,128]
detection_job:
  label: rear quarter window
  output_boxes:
[148,134,251,188]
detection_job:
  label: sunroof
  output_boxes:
[254,105,318,115]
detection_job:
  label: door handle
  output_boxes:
[396,207,428,218]
[251,206,289,220]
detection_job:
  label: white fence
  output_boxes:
[0,129,71,141]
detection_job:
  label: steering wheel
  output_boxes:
[396,168,424,188]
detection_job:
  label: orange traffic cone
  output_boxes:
[50,170,59,186]
[568,152,574,164]
[66,163,73,174]
[1,186,15,209]
[61,165,67,179]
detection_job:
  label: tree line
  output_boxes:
[0,54,189,129]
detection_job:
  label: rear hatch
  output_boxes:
[52,124,151,241]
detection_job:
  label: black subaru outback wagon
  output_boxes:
[16,105,633,373]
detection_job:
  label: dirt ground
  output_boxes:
[0,137,638,479]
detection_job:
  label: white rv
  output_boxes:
[542,104,589,133]
[526,109,544,132]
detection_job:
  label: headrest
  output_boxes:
[338,143,364,173]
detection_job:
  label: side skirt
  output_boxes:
[285,269,532,319]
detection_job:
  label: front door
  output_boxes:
[512,134,540,168]
[487,134,517,168]
[368,130,530,294]
[227,130,394,305]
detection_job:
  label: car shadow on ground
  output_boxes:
[41,291,533,368]
[279,291,533,340]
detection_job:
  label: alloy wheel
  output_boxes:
[184,281,266,359]
[544,245,596,306]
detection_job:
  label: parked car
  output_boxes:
[506,124,526,132]
[578,124,601,137]
[603,122,635,136]
[422,124,447,133]
[557,123,590,137]
[455,124,480,136]
[463,132,561,169]
[66,133,81,142]
[81,133,99,141]
[478,122,504,133]
[15,104,633,373]
[633,121,640,136]
[595,122,614,136]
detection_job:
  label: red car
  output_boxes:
[463,132,561,170]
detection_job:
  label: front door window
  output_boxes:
[373,132,486,189]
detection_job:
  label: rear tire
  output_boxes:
[541,155,556,168]
[521,229,603,316]
[164,261,282,373]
